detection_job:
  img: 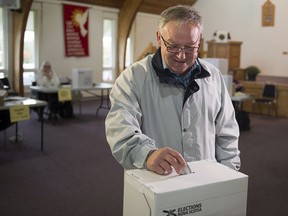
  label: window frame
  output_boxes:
[0,7,10,78]
[23,5,40,90]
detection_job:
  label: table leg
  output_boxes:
[106,89,111,109]
[15,122,18,143]
[95,89,111,117]
[40,107,44,151]
[96,89,104,117]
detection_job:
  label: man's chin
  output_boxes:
[171,66,189,75]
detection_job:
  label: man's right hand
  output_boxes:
[146,147,187,175]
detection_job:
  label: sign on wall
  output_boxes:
[63,4,89,57]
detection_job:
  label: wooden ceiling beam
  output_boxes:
[67,0,197,14]
[117,0,144,76]
[12,0,33,96]
[66,0,124,9]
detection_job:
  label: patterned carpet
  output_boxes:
[1,100,288,216]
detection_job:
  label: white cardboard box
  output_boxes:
[71,68,93,89]
[123,160,248,216]
[202,58,229,74]
[223,74,234,97]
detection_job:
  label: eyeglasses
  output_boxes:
[160,35,200,54]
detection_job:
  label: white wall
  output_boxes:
[132,12,159,61]
[133,0,288,77]
[37,0,288,79]
[37,1,118,83]
[193,0,288,77]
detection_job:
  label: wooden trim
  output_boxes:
[117,0,144,76]
[12,0,33,96]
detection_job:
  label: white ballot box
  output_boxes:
[123,160,248,216]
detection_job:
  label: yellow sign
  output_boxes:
[58,88,72,102]
[9,105,30,123]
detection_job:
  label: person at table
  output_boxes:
[0,89,15,131]
[37,60,60,87]
[105,5,240,175]
[36,61,74,119]
[35,61,61,119]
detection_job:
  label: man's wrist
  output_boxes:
[145,149,156,168]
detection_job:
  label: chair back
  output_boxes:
[0,77,11,90]
[262,84,276,98]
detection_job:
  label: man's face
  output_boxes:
[157,21,201,75]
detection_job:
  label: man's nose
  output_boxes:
[176,50,186,60]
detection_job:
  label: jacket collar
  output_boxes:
[151,48,210,85]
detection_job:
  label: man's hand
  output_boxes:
[146,147,186,175]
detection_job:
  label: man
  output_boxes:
[105,5,240,175]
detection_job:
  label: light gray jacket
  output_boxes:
[105,53,240,171]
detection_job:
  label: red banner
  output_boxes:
[63,4,89,57]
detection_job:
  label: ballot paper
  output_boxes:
[180,163,192,175]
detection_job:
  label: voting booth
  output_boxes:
[222,74,234,97]
[202,58,228,74]
[123,160,248,216]
[71,68,93,89]
[202,58,233,97]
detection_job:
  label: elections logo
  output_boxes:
[163,203,202,216]
[163,209,177,216]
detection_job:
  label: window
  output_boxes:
[125,37,132,67]
[102,18,116,82]
[0,8,6,78]
[23,10,38,86]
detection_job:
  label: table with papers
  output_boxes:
[30,82,113,116]
[0,97,47,151]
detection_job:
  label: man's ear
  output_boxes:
[198,34,202,47]
[156,31,161,47]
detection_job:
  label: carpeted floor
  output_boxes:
[0,100,288,216]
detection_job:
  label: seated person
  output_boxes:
[36,61,74,119]
[0,89,15,131]
[37,61,60,87]
[35,61,60,119]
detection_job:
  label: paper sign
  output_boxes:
[58,88,72,102]
[9,105,30,122]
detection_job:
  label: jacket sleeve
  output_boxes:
[105,67,157,170]
[215,74,241,171]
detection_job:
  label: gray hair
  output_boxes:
[158,5,203,33]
